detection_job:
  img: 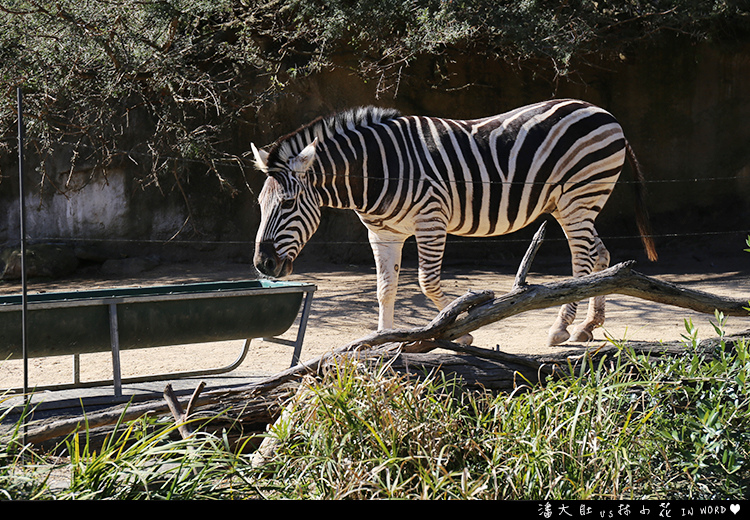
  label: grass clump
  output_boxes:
[247,319,750,499]
[59,416,240,500]
[1,404,246,500]
[0,398,52,500]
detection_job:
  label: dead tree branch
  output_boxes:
[342,259,748,349]
[513,220,547,290]
[441,260,749,342]
[164,381,205,439]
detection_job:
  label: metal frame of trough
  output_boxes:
[1,280,316,397]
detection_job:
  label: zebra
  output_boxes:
[251,99,657,346]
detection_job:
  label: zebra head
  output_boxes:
[251,138,322,278]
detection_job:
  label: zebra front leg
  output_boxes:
[367,230,406,330]
[415,225,473,345]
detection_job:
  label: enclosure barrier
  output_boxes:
[0,279,315,397]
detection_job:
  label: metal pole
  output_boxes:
[108,303,123,397]
[17,87,28,400]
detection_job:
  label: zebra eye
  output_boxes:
[280,198,295,210]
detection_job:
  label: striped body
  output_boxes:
[252,99,656,345]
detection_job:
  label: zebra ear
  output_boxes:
[290,137,318,177]
[250,143,269,172]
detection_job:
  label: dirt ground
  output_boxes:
[1,237,749,392]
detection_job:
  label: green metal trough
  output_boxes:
[0,279,316,395]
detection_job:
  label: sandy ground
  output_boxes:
[1,240,749,393]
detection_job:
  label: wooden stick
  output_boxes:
[185,381,206,418]
[163,381,206,440]
[163,383,193,440]
[513,221,546,290]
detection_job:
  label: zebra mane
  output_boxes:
[266,106,401,168]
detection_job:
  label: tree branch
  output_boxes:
[513,220,546,290]
[442,261,749,341]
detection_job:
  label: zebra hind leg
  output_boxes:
[547,217,606,346]
[548,303,578,346]
[569,236,610,342]
[418,269,474,345]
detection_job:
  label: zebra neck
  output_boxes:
[310,160,368,212]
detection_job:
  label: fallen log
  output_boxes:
[20,381,301,447]
[345,260,749,349]
[370,331,750,391]
[345,222,749,348]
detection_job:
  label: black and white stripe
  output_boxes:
[252,99,657,345]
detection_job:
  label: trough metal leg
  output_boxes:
[261,289,316,368]
[290,290,314,367]
[108,303,123,397]
[73,354,81,386]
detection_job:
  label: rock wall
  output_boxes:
[2,35,749,271]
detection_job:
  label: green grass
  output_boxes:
[2,316,749,500]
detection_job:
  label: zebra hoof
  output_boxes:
[570,328,594,343]
[547,329,570,347]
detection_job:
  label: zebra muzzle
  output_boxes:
[254,241,293,278]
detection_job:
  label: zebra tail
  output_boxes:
[625,140,659,262]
